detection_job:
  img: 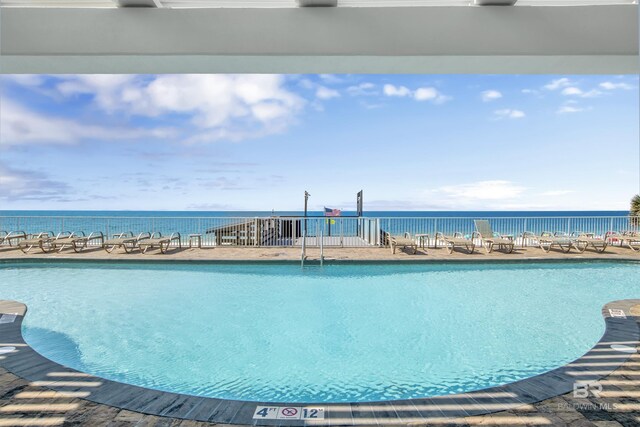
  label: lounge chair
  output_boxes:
[137,232,182,254]
[18,231,71,254]
[473,220,515,254]
[386,232,419,254]
[102,232,151,253]
[47,231,104,253]
[435,232,475,254]
[606,231,640,252]
[523,231,575,253]
[572,232,607,253]
[0,231,27,247]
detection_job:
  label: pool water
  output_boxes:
[0,261,638,403]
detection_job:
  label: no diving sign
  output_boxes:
[253,406,325,420]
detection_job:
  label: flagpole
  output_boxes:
[304,191,310,236]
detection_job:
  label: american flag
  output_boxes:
[324,207,341,217]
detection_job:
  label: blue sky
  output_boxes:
[0,74,638,211]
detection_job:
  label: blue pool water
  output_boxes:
[0,260,638,403]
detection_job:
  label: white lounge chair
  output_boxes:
[572,232,607,253]
[605,231,640,252]
[435,232,475,254]
[18,231,71,254]
[137,232,182,254]
[47,231,104,253]
[523,231,575,253]
[102,232,151,253]
[0,231,27,247]
[473,220,515,254]
[386,232,419,254]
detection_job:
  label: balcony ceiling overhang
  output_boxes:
[0,2,637,74]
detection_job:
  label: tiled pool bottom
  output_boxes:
[0,300,638,426]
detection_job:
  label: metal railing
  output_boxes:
[0,215,637,249]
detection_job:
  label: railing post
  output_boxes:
[320,229,324,266]
[301,230,306,267]
[433,218,438,249]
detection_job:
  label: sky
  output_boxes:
[0,74,638,212]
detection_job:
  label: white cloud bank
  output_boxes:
[4,74,305,144]
[0,161,70,201]
[0,98,174,145]
[435,180,526,201]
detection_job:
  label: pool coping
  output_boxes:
[0,299,638,426]
[1,256,640,266]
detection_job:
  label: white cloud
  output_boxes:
[599,81,634,90]
[414,87,451,104]
[315,86,340,100]
[0,99,174,145]
[383,84,412,97]
[481,90,502,102]
[382,84,450,104]
[561,87,583,96]
[51,74,304,143]
[56,75,139,112]
[436,180,526,200]
[557,105,586,114]
[414,87,438,101]
[2,74,46,87]
[318,74,343,85]
[346,82,377,96]
[494,109,525,119]
[561,87,602,98]
[544,78,574,91]
[0,161,70,201]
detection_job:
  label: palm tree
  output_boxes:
[631,195,640,227]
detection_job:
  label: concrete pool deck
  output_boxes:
[0,243,639,262]
[0,296,639,426]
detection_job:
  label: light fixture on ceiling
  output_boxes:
[297,0,338,6]
[116,0,161,7]
[474,0,518,4]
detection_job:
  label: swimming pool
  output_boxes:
[0,260,638,403]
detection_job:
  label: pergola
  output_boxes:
[0,0,637,74]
